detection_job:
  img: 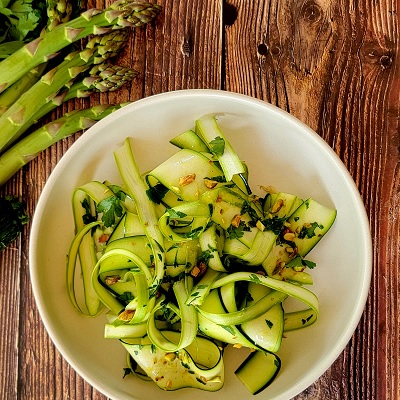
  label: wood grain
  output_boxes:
[224,1,400,399]
[0,0,399,399]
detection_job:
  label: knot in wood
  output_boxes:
[257,43,269,56]
[380,54,392,69]
[223,2,238,26]
[301,0,323,24]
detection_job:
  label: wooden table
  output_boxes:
[1,0,398,399]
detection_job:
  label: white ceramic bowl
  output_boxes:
[29,89,372,400]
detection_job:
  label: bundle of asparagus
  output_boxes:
[0,0,162,181]
[0,0,161,250]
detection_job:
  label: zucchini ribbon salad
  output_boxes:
[67,115,337,395]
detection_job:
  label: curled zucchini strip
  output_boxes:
[67,220,102,314]
[211,271,319,323]
[158,201,211,242]
[147,280,198,352]
[114,138,165,297]
[197,289,288,326]
[92,248,154,318]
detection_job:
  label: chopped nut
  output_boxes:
[233,343,242,349]
[231,214,241,228]
[204,178,218,189]
[199,376,208,383]
[284,221,291,227]
[118,309,135,321]
[98,234,109,243]
[272,261,285,276]
[285,246,294,254]
[271,199,284,213]
[164,353,177,362]
[104,275,120,285]
[303,223,312,228]
[179,173,196,186]
[256,220,265,231]
[191,262,207,278]
[260,185,277,194]
[288,247,298,258]
[166,380,173,388]
[293,266,305,272]
[283,232,296,241]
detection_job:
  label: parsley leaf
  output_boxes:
[0,0,47,45]
[81,198,97,225]
[146,182,169,204]
[262,215,286,235]
[96,195,123,227]
[285,255,317,269]
[209,136,225,157]
[226,221,246,239]
[167,208,187,218]
[265,319,273,329]
[298,222,323,239]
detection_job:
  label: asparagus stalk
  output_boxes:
[0,1,161,93]
[7,63,138,141]
[0,64,47,117]
[0,103,130,186]
[0,29,130,153]
[0,1,81,118]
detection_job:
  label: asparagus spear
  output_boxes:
[0,1,161,93]
[0,29,130,153]
[0,64,47,117]
[5,63,138,140]
[46,0,81,31]
[0,103,130,186]
[0,1,81,117]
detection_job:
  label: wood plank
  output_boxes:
[0,1,222,399]
[223,0,399,399]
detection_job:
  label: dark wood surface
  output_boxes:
[1,0,399,399]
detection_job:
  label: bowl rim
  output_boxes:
[29,88,373,400]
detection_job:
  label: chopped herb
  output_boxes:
[285,255,317,270]
[209,136,225,157]
[274,359,280,367]
[196,377,207,385]
[96,195,123,227]
[183,226,203,239]
[226,220,246,239]
[154,239,165,253]
[106,184,126,201]
[303,259,317,269]
[199,248,215,264]
[298,222,323,239]
[117,291,134,304]
[81,198,97,225]
[167,208,187,218]
[204,175,226,183]
[145,182,169,204]
[166,243,180,252]
[262,215,286,234]
[241,201,259,221]
[265,319,273,329]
